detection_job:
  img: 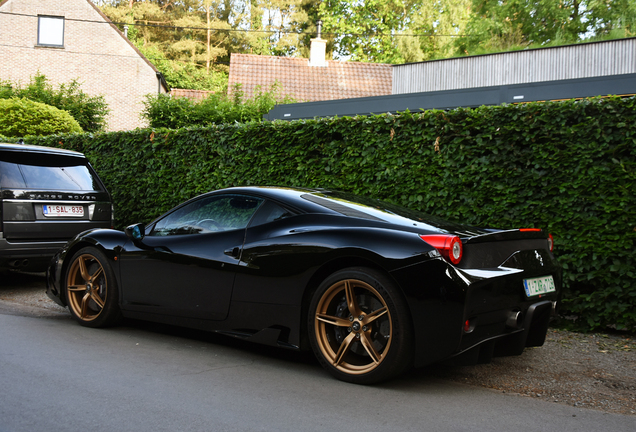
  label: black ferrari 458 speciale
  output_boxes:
[47,186,561,384]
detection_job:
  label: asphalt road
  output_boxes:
[1,298,635,432]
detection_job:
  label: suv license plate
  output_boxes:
[43,205,84,217]
[523,275,556,297]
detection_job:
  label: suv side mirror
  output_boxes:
[125,223,146,241]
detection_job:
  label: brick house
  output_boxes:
[227,38,392,103]
[0,0,168,131]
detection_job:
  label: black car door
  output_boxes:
[118,194,264,320]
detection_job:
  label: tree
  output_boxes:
[317,0,414,63]
[397,0,471,62]
[316,0,475,63]
[96,0,636,81]
[586,0,636,38]
[257,0,308,56]
[456,1,593,55]
[100,1,235,91]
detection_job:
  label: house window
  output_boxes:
[37,16,64,47]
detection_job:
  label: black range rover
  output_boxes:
[0,143,113,272]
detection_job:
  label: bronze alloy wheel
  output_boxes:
[314,278,393,375]
[66,252,108,322]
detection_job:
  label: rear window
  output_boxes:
[0,152,103,191]
[301,191,472,232]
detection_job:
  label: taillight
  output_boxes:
[463,318,475,333]
[520,228,554,251]
[419,234,463,265]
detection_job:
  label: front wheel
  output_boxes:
[308,267,413,384]
[65,247,121,328]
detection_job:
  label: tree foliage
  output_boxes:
[0,73,109,133]
[100,1,234,92]
[586,0,636,38]
[318,0,414,63]
[98,0,309,90]
[397,0,471,62]
[0,98,83,137]
[457,0,636,55]
[95,1,636,88]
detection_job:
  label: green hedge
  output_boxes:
[26,97,636,332]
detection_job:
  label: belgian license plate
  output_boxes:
[43,205,84,217]
[523,275,556,297]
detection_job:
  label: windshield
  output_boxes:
[0,154,102,191]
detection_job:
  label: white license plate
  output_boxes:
[523,275,556,297]
[43,205,84,217]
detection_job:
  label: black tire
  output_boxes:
[64,247,121,328]
[308,267,414,384]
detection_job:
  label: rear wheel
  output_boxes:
[308,267,413,384]
[65,247,121,328]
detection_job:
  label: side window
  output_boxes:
[0,161,27,188]
[248,200,295,228]
[150,195,263,236]
[38,16,65,47]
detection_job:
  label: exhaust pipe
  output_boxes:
[8,259,29,268]
[506,311,523,329]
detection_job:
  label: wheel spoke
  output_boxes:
[363,306,388,324]
[359,332,382,364]
[333,332,357,367]
[89,266,103,283]
[67,284,86,292]
[78,256,90,282]
[80,293,91,318]
[316,313,351,327]
[344,280,360,317]
[90,290,105,309]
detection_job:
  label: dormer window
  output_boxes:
[38,16,64,47]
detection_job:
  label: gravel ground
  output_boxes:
[1,271,634,416]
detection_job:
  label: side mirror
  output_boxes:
[125,223,146,241]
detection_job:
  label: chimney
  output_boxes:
[309,20,327,67]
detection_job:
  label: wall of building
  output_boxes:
[393,38,636,94]
[0,0,165,131]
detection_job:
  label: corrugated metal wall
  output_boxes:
[393,38,636,94]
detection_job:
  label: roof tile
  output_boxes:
[228,53,392,102]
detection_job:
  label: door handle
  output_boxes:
[224,246,241,259]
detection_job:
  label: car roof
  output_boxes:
[0,143,85,158]
[205,186,483,235]
[205,186,332,214]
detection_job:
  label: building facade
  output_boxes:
[267,38,636,120]
[393,38,636,94]
[0,0,167,131]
